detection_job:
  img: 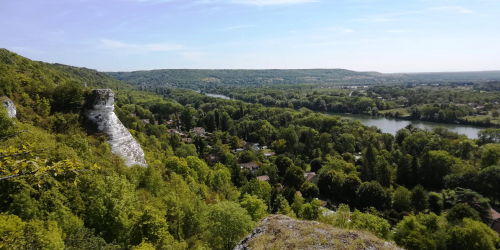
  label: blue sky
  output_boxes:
[0,0,499,72]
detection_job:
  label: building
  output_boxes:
[236,148,244,153]
[140,119,150,124]
[192,127,206,135]
[256,175,270,182]
[240,162,260,175]
[304,172,318,184]
[490,208,500,235]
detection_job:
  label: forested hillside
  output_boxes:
[2,49,500,250]
[107,69,500,89]
[106,69,397,88]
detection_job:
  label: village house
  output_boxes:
[304,172,318,184]
[191,127,206,135]
[239,162,260,175]
[256,175,270,182]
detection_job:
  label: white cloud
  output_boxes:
[430,6,474,14]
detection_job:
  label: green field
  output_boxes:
[463,115,500,123]
[379,108,409,116]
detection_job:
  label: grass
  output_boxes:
[245,215,401,250]
[379,108,409,116]
[463,115,500,123]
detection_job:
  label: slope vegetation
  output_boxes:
[234,215,401,250]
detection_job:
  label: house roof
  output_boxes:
[491,208,500,220]
[296,191,302,197]
[304,172,316,181]
[240,162,259,169]
[256,175,270,181]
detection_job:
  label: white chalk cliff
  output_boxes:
[84,89,147,167]
[1,97,16,118]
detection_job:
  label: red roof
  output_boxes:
[491,208,500,220]
[296,191,302,197]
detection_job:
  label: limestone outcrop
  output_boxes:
[233,215,402,250]
[1,97,16,118]
[84,89,147,167]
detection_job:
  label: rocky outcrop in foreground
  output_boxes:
[84,89,147,167]
[1,97,16,118]
[234,215,401,250]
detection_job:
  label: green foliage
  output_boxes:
[411,185,428,213]
[447,218,500,250]
[446,204,482,224]
[299,181,319,200]
[205,201,256,250]
[0,213,65,250]
[394,216,437,250]
[428,192,444,215]
[283,165,305,190]
[393,186,412,213]
[356,181,390,211]
[240,194,268,222]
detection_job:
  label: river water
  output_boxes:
[199,91,484,139]
[332,113,482,139]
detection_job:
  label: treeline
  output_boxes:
[106,69,397,88]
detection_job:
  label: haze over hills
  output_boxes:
[106,69,500,88]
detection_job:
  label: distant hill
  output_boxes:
[396,71,500,82]
[105,69,403,88]
[106,68,500,88]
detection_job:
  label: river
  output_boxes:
[199,91,484,139]
[332,113,482,139]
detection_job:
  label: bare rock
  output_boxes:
[1,97,16,118]
[84,89,147,167]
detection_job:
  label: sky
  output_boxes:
[0,0,499,73]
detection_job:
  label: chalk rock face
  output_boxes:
[84,89,147,167]
[1,97,16,118]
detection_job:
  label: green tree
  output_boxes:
[478,166,500,203]
[447,218,500,250]
[446,203,481,224]
[239,194,268,222]
[396,154,413,187]
[205,201,256,250]
[411,185,428,213]
[283,165,305,190]
[356,181,390,211]
[393,186,412,213]
[394,216,436,250]
[480,144,500,167]
[428,192,443,215]
[301,199,321,220]
[300,181,319,200]
[275,155,293,176]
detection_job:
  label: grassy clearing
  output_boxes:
[379,108,409,116]
[245,215,401,250]
[463,115,500,123]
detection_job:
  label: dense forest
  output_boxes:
[2,48,500,250]
[107,69,500,90]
